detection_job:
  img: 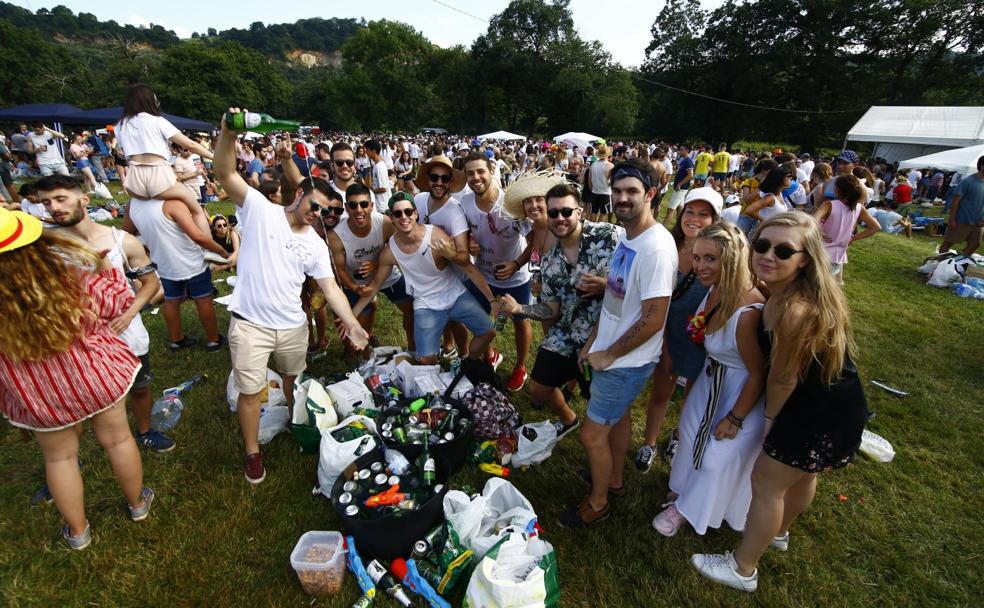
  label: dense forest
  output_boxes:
[0,0,981,148]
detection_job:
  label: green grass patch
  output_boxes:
[1,195,982,606]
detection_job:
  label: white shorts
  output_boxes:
[667,188,688,210]
[229,315,308,394]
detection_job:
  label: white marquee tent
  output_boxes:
[553,131,603,151]
[899,143,984,177]
[478,130,526,141]
[845,106,984,163]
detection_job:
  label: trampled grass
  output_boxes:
[1,199,981,607]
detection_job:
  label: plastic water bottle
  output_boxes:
[965,277,984,290]
[151,394,184,432]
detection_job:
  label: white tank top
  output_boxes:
[334,212,401,289]
[126,198,208,281]
[757,193,789,223]
[389,225,465,311]
[108,227,151,356]
[590,160,612,195]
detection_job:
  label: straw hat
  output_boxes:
[595,143,610,159]
[414,155,466,193]
[503,170,569,219]
[0,208,42,254]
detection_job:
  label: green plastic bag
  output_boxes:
[464,532,560,608]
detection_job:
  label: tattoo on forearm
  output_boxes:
[519,302,555,320]
[616,301,662,350]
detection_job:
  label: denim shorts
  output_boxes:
[344,276,412,308]
[586,362,657,425]
[414,291,494,357]
[161,267,213,301]
[464,279,531,320]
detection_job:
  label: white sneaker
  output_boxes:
[690,552,758,592]
[770,531,789,552]
[651,502,686,537]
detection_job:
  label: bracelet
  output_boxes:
[726,411,744,428]
[764,414,776,421]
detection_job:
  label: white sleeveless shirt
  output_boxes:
[334,212,401,289]
[389,225,465,311]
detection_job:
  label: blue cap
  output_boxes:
[485,149,495,159]
[836,150,860,163]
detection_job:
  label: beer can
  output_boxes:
[424,523,444,547]
[443,431,455,442]
[408,415,419,425]
[342,480,359,494]
[338,491,353,506]
[412,540,431,559]
[357,468,372,482]
[374,473,389,487]
[344,505,360,518]
[370,461,385,474]
[381,422,393,433]
[388,474,401,487]
[381,430,393,440]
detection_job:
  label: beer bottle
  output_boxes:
[225,112,300,133]
[420,435,436,487]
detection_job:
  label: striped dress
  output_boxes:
[0,268,139,431]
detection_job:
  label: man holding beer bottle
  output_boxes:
[498,182,620,440]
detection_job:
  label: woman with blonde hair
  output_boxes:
[691,211,868,592]
[0,211,153,550]
[807,162,834,210]
[651,221,767,537]
[209,214,240,271]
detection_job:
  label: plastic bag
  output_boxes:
[325,372,374,418]
[88,207,113,222]
[917,259,940,275]
[928,258,962,288]
[859,429,895,462]
[291,376,336,453]
[92,181,112,199]
[317,415,378,496]
[257,405,290,444]
[226,369,286,412]
[511,422,559,467]
[464,533,560,608]
[444,478,538,559]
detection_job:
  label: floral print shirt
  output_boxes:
[540,220,622,357]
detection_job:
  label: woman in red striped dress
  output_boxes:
[0,208,153,550]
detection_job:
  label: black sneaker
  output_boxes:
[551,416,580,440]
[635,443,658,474]
[168,336,197,352]
[206,334,226,352]
[663,428,680,464]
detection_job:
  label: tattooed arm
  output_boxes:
[499,294,559,321]
[583,296,669,370]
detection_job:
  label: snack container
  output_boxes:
[290,531,347,595]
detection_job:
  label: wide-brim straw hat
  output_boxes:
[414,155,466,193]
[503,170,570,219]
[0,208,42,254]
[595,143,610,158]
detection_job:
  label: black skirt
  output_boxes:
[764,354,868,473]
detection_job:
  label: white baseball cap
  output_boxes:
[684,186,724,216]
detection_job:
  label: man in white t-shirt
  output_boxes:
[799,153,815,181]
[27,122,69,176]
[560,158,677,529]
[216,109,369,485]
[365,140,392,213]
[459,151,533,391]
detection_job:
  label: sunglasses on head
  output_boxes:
[547,207,578,219]
[321,206,345,217]
[390,208,415,219]
[334,159,356,167]
[346,200,371,210]
[752,238,804,260]
[429,173,452,184]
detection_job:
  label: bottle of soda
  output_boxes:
[225,112,300,133]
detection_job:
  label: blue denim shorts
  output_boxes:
[161,267,213,301]
[586,362,657,425]
[344,276,412,308]
[464,279,531,320]
[414,291,494,357]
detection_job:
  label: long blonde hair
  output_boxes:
[697,222,754,334]
[752,212,855,384]
[0,232,100,362]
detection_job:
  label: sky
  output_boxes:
[9,0,724,68]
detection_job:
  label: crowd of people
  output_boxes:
[2,82,984,595]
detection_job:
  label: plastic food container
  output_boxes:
[290,531,347,596]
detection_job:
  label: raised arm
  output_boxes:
[213,109,250,206]
[170,132,213,161]
[276,134,304,193]
[166,200,229,257]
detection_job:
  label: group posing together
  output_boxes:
[1,85,894,595]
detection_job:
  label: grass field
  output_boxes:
[1,196,982,607]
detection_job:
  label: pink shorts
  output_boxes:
[124,161,177,199]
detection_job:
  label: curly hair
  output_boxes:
[0,232,99,362]
[751,212,855,385]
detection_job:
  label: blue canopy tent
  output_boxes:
[0,104,84,157]
[61,106,215,131]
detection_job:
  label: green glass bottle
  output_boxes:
[420,435,436,487]
[225,112,300,133]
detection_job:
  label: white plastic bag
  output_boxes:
[316,415,378,496]
[444,478,538,559]
[917,259,940,275]
[88,207,113,222]
[292,377,337,430]
[464,533,560,608]
[928,258,962,288]
[257,405,290,444]
[226,369,286,412]
[859,429,895,462]
[92,181,112,199]
[325,372,374,418]
[512,421,559,467]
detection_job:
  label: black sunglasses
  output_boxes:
[752,238,804,260]
[346,200,371,210]
[390,208,415,219]
[334,159,356,167]
[213,222,227,228]
[429,173,452,184]
[321,206,345,217]
[547,207,578,219]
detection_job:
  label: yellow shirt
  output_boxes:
[695,152,714,175]
[712,151,730,174]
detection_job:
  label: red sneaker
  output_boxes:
[244,452,266,485]
[506,367,528,391]
[486,349,503,371]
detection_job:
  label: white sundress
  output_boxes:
[668,295,765,534]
